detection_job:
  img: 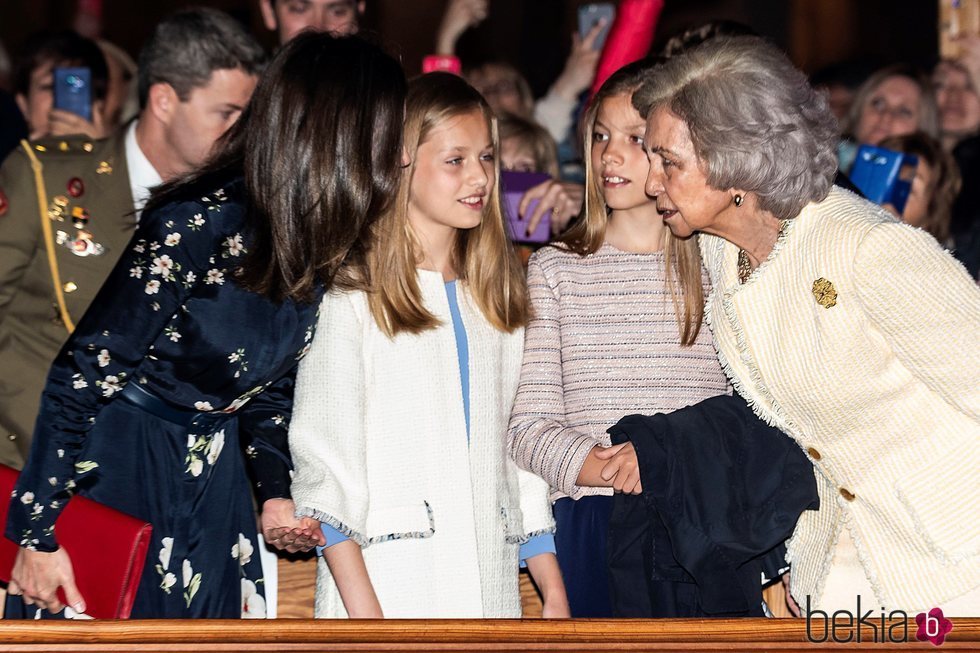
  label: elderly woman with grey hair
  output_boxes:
[630,36,980,616]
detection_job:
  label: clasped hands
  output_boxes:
[261,498,325,553]
[577,442,642,494]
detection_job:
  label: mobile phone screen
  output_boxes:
[53,67,93,122]
[578,3,616,51]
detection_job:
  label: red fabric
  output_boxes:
[590,0,665,96]
[422,55,462,76]
[0,465,152,619]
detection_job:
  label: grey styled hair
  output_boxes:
[633,36,839,221]
[137,8,266,108]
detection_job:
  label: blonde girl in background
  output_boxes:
[288,72,568,619]
[507,60,730,617]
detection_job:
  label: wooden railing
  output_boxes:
[0,618,978,652]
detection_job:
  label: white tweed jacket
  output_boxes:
[700,186,980,612]
[288,271,554,618]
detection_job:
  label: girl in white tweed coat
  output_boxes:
[287,73,568,618]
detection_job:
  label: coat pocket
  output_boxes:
[364,501,435,545]
[895,446,979,563]
[500,505,527,544]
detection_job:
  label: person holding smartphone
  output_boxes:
[12,30,110,141]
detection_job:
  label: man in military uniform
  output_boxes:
[0,8,264,469]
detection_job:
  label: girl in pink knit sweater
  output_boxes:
[507,61,729,617]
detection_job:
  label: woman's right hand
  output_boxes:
[7,547,85,615]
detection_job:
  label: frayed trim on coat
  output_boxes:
[296,502,436,548]
[507,526,557,546]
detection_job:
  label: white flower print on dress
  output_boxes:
[188,213,206,230]
[205,269,225,285]
[231,532,253,566]
[150,255,174,277]
[227,349,248,378]
[155,537,177,594]
[159,537,174,570]
[241,579,267,619]
[71,374,88,390]
[20,492,34,505]
[129,266,142,279]
[206,430,225,465]
[74,461,98,474]
[96,375,123,397]
[145,280,161,295]
[224,234,244,257]
[194,401,213,412]
[182,559,202,607]
[164,233,181,247]
[184,271,197,285]
[188,457,204,477]
[97,349,111,368]
[164,326,182,343]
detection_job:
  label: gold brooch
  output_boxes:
[96,160,112,175]
[812,278,837,308]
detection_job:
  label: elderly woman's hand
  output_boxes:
[260,498,325,553]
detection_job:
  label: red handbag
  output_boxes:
[0,464,152,619]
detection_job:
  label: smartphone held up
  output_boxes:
[53,67,93,122]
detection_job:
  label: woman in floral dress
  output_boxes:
[4,33,407,619]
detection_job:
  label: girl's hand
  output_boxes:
[595,442,642,494]
[525,552,570,618]
[7,547,85,615]
[519,180,584,237]
[260,498,326,553]
[324,539,384,618]
[542,594,571,618]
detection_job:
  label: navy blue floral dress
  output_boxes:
[4,176,322,618]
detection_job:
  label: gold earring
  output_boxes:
[733,194,743,207]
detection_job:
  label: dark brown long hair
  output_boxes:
[144,32,407,303]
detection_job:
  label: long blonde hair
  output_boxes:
[560,59,705,345]
[337,72,529,337]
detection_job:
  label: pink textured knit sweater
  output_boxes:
[508,243,730,500]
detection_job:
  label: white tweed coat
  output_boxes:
[288,270,554,618]
[700,187,980,613]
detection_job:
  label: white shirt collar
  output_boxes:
[125,120,163,221]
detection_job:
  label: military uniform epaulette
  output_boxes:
[28,133,99,155]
